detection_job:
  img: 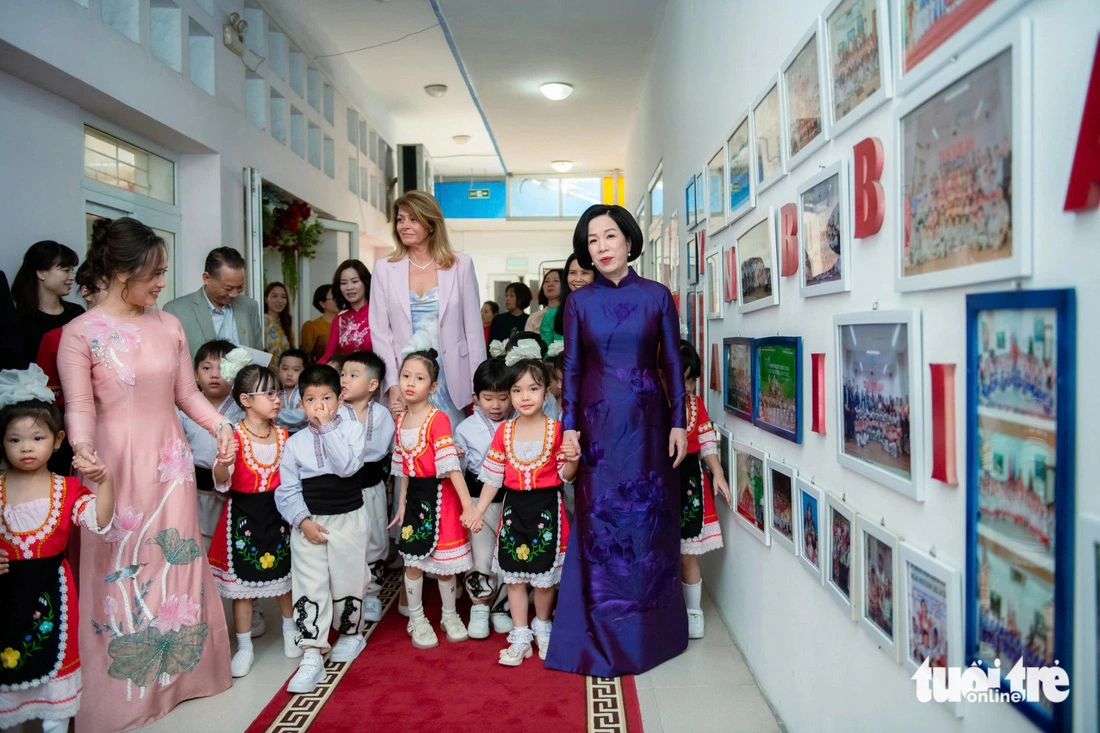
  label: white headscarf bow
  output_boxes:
[400,330,436,360]
[0,364,55,410]
[219,348,252,383]
[503,339,543,367]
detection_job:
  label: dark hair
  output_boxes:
[204,247,246,277]
[504,331,548,359]
[332,259,372,311]
[231,365,281,408]
[194,339,236,369]
[12,240,80,314]
[505,282,533,311]
[571,204,644,270]
[483,300,500,316]
[680,339,702,381]
[401,348,440,384]
[0,399,64,439]
[536,269,564,308]
[312,284,333,313]
[344,350,386,383]
[298,364,341,395]
[548,352,565,375]
[74,260,102,297]
[264,282,295,348]
[278,348,309,367]
[473,357,509,394]
[84,218,167,299]
[505,358,550,390]
[556,253,594,335]
[326,354,348,374]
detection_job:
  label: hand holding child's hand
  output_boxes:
[300,518,329,545]
[73,454,111,484]
[562,431,581,462]
[0,549,9,575]
[461,506,483,533]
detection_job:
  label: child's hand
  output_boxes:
[714,473,732,505]
[386,505,405,531]
[73,454,111,484]
[562,431,581,462]
[0,548,8,575]
[310,400,337,427]
[300,518,329,544]
[461,506,483,532]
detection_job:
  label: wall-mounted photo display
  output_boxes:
[735,207,780,315]
[895,20,1032,293]
[798,159,852,298]
[795,477,825,584]
[825,490,859,620]
[894,0,1033,93]
[723,336,753,422]
[669,210,681,297]
[705,249,723,319]
[707,145,727,237]
[753,336,802,444]
[766,458,798,555]
[834,310,925,501]
[716,425,733,494]
[966,288,1075,733]
[694,170,707,230]
[752,77,786,194]
[823,0,893,137]
[857,516,902,663]
[693,291,706,397]
[726,110,756,225]
[899,543,964,717]
[685,176,697,230]
[1076,513,1100,733]
[732,440,770,546]
[781,19,829,171]
[686,230,700,286]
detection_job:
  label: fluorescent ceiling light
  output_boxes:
[540,82,573,101]
[452,134,471,145]
[551,160,573,172]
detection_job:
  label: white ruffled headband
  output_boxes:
[401,330,437,360]
[0,364,55,410]
[504,338,543,367]
[219,348,253,383]
[546,341,564,358]
[488,339,506,358]
[680,321,689,339]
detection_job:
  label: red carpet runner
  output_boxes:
[246,571,644,732]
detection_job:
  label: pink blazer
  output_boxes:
[369,251,487,409]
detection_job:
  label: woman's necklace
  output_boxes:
[409,256,435,271]
[240,420,272,440]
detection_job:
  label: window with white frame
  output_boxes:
[84,127,175,205]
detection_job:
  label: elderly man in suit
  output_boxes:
[164,247,263,359]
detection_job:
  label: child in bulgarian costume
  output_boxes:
[677,340,731,639]
[275,364,369,694]
[471,340,580,666]
[0,365,115,732]
[207,353,296,679]
[388,335,478,649]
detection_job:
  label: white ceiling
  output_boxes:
[281,0,666,177]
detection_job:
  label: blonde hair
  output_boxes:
[390,191,456,269]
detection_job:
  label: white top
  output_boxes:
[275,415,366,528]
[213,439,281,492]
[341,401,395,464]
[177,396,243,469]
[204,289,240,344]
[276,387,308,433]
[453,407,504,475]
[3,495,109,534]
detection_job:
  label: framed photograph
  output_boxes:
[834,309,925,501]
[732,440,770,546]
[899,543,964,716]
[798,160,852,298]
[723,337,753,422]
[751,77,786,194]
[669,211,681,297]
[823,0,893,138]
[735,207,780,315]
[825,490,860,619]
[895,0,1033,93]
[781,19,829,171]
[706,146,727,236]
[966,288,1075,733]
[795,477,825,584]
[895,20,1032,293]
[752,336,802,444]
[715,425,733,490]
[765,458,798,556]
[857,516,902,662]
[693,291,706,396]
[1076,514,1100,733]
[685,177,697,230]
[726,111,756,225]
[705,249,723,319]
[694,170,706,230]
[686,231,699,286]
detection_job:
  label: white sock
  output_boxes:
[405,574,425,619]
[236,632,253,652]
[683,580,703,612]
[42,718,70,733]
[282,615,296,632]
[439,575,457,614]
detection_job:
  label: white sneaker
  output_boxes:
[441,611,469,643]
[498,628,534,667]
[286,653,325,694]
[687,610,705,639]
[250,608,266,638]
[230,648,254,678]
[532,617,552,660]
[397,603,410,618]
[363,595,383,623]
[407,615,439,649]
[490,611,514,634]
[283,628,303,658]
[468,605,491,640]
[328,634,366,663]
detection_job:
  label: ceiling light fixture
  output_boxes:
[424,84,448,98]
[540,82,574,101]
[452,134,471,145]
[551,160,574,173]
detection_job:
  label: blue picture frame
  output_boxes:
[723,336,754,422]
[685,177,697,229]
[752,336,803,443]
[965,289,1075,733]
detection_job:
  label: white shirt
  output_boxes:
[453,407,504,475]
[342,401,395,465]
[276,387,308,433]
[275,415,366,528]
[177,397,243,469]
[204,289,240,345]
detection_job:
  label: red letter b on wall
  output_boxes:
[854,137,885,238]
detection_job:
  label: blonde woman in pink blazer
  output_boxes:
[369,191,486,426]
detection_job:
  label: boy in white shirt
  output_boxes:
[275,348,309,433]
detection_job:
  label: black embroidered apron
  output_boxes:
[496,487,561,576]
[226,491,291,584]
[0,554,65,689]
[679,452,706,541]
[398,477,440,559]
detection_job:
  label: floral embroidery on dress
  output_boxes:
[86,314,141,385]
[3,593,57,671]
[157,439,195,486]
[338,314,369,349]
[400,500,435,544]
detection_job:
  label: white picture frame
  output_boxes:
[822,0,894,139]
[706,145,728,237]
[735,207,780,315]
[780,18,830,172]
[765,458,799,556]
[1076,513,1100,733]
[894,19,1032,294]
[751,76,787,194]
[824,490,860,620]
[857,515,902,663]
[694,169,707,231]
[797,159,852,298]
[795,477,825,584]
[833,309,925,501]
[898,543,965,717]
[726,109,756,226]
[732,440,771,546]
[705,249,723,320]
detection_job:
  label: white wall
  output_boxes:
[626,0,1099,731]
[447,218,575,304]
